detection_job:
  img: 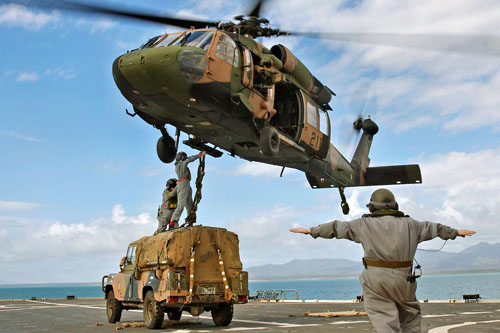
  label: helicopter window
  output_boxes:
[306,100,318,128]
[154,32,183,48]
[172,31,214,52]
[319,109,329,135]
[214,34,239,67]
[241,48,253,87]
[125,246,137,265]
[139,35,161,49]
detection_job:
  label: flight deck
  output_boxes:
[1,298,499,332]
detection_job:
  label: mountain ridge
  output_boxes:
[247,242,500,281]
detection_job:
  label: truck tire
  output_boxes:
[106,290,122,323]
[211,303,233,326]
[259,126,280,157]
[167,308,182,321]
[144,290,164,329]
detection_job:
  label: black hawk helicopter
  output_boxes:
[21,0,427,214]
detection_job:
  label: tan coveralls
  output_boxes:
[155,188,177,234]
[310,215,458,332]
[171,154,200,223]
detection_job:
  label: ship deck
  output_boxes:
[1,298,499,332]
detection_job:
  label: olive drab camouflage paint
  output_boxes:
[102,226,248,328]
[112,27,421,200]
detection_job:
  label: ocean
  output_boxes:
[1,272,499,301]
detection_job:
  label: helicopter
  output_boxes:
[23,0,424,214]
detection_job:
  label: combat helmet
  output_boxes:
[166,178,177,189]
[367,188,398,211]
[175,151,187,163]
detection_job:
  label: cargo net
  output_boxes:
[182,155,205,227]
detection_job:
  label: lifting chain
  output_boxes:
[183,155,205,227]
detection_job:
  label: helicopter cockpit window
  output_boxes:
[140,35,161,49]
[154,32,183,48]
[214,33,239,67]
[172,31,214,52]
[319,109,329,135]
[306,101,318,128]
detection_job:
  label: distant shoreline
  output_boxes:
[248,269,500,282]
[1,269,499,286]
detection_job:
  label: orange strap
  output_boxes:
[363,258,412,269]
[178,177,187,183]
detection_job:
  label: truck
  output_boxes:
[101,226,249,329]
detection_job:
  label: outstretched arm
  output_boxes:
[458,230,476,237]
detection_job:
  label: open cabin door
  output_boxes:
[299,93,330,158]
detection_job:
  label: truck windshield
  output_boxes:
[171,31,214,52]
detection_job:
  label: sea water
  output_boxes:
[1,272,499,301]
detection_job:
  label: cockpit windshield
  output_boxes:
[153,32,183,48]
[139,35,161,49]
[171,31,214,52]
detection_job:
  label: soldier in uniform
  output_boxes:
[170,151,206,227]
[154,178,177,234]
[290,188,476,333]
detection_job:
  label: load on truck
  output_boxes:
[101,226,249,329]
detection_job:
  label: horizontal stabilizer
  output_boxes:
[363,164,422,186]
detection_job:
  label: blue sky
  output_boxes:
[1,0,500,284]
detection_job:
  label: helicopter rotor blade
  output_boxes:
[247,0,265,18]
[15,0,218,29]
[283,31,500,58]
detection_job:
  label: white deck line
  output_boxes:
[428,319,500,333]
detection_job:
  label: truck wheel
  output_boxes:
[106,290,122,323]
[211,303,233,326]
[143,290,164,329]
[167,308,182,321]
[260,126,280,157]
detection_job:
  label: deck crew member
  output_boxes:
[290,188,476,333]
[170,151,206,228]
[154,178,177,234]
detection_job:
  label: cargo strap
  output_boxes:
[183,155,205,227]
[187,227,202,303]
[363,258,413,269]
[208,229,233,301]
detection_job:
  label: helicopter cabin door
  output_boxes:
[299,94,330,158]
[206,31,238,83]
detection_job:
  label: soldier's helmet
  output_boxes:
[166,178,177,189]
[175,151,187,163]
[367,188,398,211]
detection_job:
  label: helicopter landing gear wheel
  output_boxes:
[157,135,177,164]
[260,126,280,157]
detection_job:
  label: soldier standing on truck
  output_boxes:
[290,188,476,333]
[154,178,177,234]
[170,151,206,228]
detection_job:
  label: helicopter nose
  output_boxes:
[112,47,187,102]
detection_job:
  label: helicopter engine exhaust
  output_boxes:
[271,44,332,107]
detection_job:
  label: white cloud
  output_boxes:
[17,71,40,82]
[14,68,76,83]
[263,0,500,135]
[0,130,41,142]
[75,17,116,33]
[0,200,44,211]
[233,161,297,178]
[0,204,155,263]
[0,4,57,30]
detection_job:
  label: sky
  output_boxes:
[1,0,500,284]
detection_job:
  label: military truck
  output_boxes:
[101,226,249,329]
